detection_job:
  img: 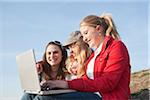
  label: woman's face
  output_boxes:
[46,44,62,67]
[80,24,101,48]
[68,43,79,59]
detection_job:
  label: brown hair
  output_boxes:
[80,13,120,40]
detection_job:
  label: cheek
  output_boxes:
[87,32,94,38]
[91,32,98,39]
[58,53,62,61]
[58,56,62,63]
[46,55,48,60]
[75,47,80,54]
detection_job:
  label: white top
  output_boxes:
[87,42,103,79]
[65,74,77,80]
[86,42,103,97]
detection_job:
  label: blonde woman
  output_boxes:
[64,31,92,79]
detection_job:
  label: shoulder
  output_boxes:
[105,36,127,50]
[111,39,128,51]
[104,36,129,56]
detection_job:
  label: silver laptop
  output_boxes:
[16,49,76,95]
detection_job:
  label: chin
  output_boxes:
[89,43,95,48]
[49,62,56,65]
[49,64,55,66]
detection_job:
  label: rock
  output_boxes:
[131,89,149,100]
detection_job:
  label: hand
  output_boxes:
[70,66,77,75]
[41,80,69,90]
[36,61,43,74]
[69,61,78,75]
[67,63,77,74]
[66,55,76,74]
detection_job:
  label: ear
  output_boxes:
[95,25,101,31]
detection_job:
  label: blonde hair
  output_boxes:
[80,13,120,40]
[66,38,92,77]
[75,38,92,66]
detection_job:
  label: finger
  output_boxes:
[40,80,46,86]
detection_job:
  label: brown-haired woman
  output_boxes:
[21,41,67,100]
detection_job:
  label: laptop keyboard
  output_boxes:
[41,86,62,91]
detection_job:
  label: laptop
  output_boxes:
[16,49,76,95]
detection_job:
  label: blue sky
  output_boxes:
[0,0,149,99]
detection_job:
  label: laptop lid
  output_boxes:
[16,49,41,93]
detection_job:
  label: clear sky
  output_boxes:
[0,0,149,99]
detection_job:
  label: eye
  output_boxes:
[53,51,58,54]
[48,52,51,55]
[84,31,88,35]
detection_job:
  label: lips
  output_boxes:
[86,39,91,44]
[49,58,57,62]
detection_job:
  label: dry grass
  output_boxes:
[130,69,150,93]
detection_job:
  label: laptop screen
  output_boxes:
[16,49,41,92]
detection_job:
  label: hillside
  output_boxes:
[130,68,150,99]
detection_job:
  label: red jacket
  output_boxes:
[68,36,131,100]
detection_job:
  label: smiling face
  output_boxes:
[46,44,62,67]
[80,23,101,49]
[68,43,78,58]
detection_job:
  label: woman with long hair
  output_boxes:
[21,41,67,100]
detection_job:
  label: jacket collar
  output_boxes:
[86,36,113,66]
[100,36,113,54]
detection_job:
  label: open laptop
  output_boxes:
[16,49,76,95]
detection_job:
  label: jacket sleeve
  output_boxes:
[68,41,130,93]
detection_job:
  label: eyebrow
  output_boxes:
[47,50,59,53]
[53,51,59,53]
[82,30,88,34]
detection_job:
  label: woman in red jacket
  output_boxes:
[35,13,131,100]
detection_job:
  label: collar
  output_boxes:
[100,36,113,54]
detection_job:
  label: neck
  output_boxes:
[51,65,59,73]
[96,35,104,48]
[50,65,60,80]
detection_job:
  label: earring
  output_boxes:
[99,32,102,36]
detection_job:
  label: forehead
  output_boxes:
[68,42,76,47]
[80,22,94,30]
[80,25,89,32]
[46,44,61,52]
[80,25,94,34]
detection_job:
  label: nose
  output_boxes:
[70,49,73,55]
[50,53,54,58]
[69,48,75,55]
[83,37,87,42]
